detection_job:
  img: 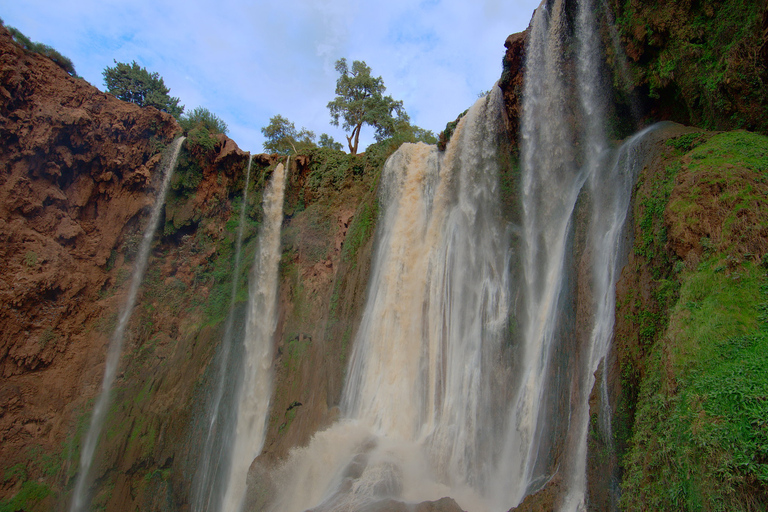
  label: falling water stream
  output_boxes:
[193,155,255,512]
[268,88,511,512]
[70,137,185,512]
[221,159,287,512]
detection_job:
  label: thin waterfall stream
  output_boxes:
[70,137,185,512]
[221,159,288,512]
[193,154,255,512]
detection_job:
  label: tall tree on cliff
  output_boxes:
[327,58,406,155]
[103,60,184,118]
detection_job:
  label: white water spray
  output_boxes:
[561,124,662,512]
[70,137,184,512]
[221,159,287,512]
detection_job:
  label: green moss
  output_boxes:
[621,260,767,511]
[620,129,768,509]
[342,199,378,267]
[0,481,52,512]
[635,159,680,268]
[667,131,768,256]
[3,464,28,483]
[666,132,706,152]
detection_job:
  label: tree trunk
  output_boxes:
[347,123,363,155]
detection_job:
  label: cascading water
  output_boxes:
[220,159,287,512]
[258,2,657,510]
[494,0,587,504]
[70,137,185,512]
[500,1,657,510]
[268,88,511,512]
[562,123,663,512]
[193,154,255,512]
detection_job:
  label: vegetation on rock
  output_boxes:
[180,106,228,135]
[613,0,768,133]
[616,130,768,510]
[2,20,76,76]
[318,133,343,151]
[261,114,316,155]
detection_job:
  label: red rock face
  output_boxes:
[0,25,179,494]
[499,29,529,147]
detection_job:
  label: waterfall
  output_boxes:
[268,88,511,512]
[70,137,185,512]
[498,1,660,510]
[494,0,587,504]
[561,123,662,512]
[193,154,255,512]
[247,2,655,510]
[221,159,287,512]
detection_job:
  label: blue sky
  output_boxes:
[2,0,540,154]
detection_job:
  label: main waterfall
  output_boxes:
[262,1,655,510]
[267,87,512,512]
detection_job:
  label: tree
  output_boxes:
[261,115,316,155]
[180,106,228,135]
[389,117,438,145]
[327,58,406,155]
[103,60,183,118]
[318,133,343,151]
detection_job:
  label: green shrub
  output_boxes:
[180,107,228,135]
[185,126,218,155]
[7,26,76,76]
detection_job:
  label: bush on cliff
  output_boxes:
[179,106,228,159]
[4,24,76,76]
[180,106,228,135]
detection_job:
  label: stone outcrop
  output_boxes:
[499,30,528,146]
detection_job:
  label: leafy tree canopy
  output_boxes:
[327,58,406,155]
[103,60,183,118]
[318,133,343,151]
[180,106,228,135]
[385,116,438,145]
[261,115,316,155]
[5,24,76,76]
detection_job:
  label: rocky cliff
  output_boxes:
[0,22,398,510]
[0,24,179,508]
[1,0,767,509]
